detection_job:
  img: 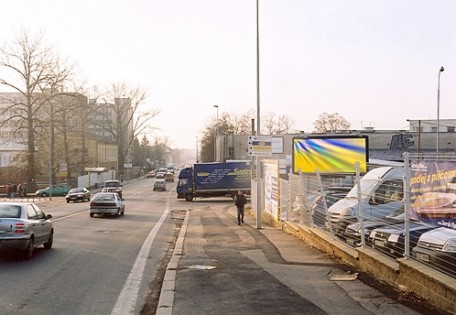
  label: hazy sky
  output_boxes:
[1,0,455,149]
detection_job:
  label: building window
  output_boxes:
[228,147,234,157]
[447,126,455,133]
[431,127,437,133]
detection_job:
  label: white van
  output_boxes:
[327,166,404,236]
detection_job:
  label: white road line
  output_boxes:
[111,200,170,315]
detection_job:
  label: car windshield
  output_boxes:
[94,194,115,201]
[0,205,21,218]
[105,182,119,187]
[69,188,84,193]
[346,179,379,199]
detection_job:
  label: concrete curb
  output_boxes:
[156,209,190,315]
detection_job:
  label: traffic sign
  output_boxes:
[248,135,272,156]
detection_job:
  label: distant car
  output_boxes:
[153,179,167,191]
[0,202,54,260]
[165,172,174,183]
[156,172,165,179]
[65,187,91,203]
[35,184,69,197]
[146,171,156,178]
[102,180,122,199]
[90,192,125,217]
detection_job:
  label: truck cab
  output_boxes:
[177,167,194,201]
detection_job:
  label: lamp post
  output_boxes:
[195,136,199,163]
[213,105,219,161]
[437,66,444,153]
[255,0,262,229]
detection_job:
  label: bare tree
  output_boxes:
[313,112,351,133]
[102,82,159,174]
[262,112,295,135]
[0,31,74,190]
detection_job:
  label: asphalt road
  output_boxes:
[0,179,178,315]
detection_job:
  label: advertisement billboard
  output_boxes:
[410,160,456,227]
[292,136,368,174]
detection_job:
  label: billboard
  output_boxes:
[292,136,368,174]
[410,160,456,227]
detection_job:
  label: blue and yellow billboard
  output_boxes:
[292,136,368,174]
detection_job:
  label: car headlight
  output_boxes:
[442,238,456,252]
[388,234,400,243]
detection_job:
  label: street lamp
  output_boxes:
[195,136,199,163]
[437,66,444,153]
[213,105,219,161]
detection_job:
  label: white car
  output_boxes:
[90,192,125,217]
[0,202,54,260]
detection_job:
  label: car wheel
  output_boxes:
[42,193,48,197]
[66,200,70,203]
[116,209,120,217]
[90,213,94,217]
[43,231,53,250]
[185,194,193,202]
[22,238,34,260]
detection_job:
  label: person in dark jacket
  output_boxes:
[234,190,247,225]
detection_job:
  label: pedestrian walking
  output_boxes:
[234,190,247,225]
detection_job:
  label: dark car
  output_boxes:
[309,187,351,228]
[102,180,122,199]
[90,192,125,217]
[65,187,91,203]
[344,205,405,247]
[369,221,436,258]
[0,202,54,259]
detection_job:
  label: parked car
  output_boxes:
[89,192,125,217]
[35,184,69,197]
[0,202,54,259]
[65,187,91,203]
[102,180,122,199]
[344,204,405,247]
[309,187,351,228]
[369,220,436,258]
[165,172,174,183]
[153,179,167,191]
[412,227,456,276]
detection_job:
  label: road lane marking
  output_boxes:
[111,201,170,315]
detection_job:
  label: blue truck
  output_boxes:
[177,161,251,201]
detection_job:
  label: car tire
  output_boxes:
[185,194,193,202]
[116,209,120,217]
[22,238,34,260]
[43,231,53,250]
[90,213,94,218]
[66,200,69,203]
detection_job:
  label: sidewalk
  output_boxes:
[159,204,424,315]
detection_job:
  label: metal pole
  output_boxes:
[213,105,219,161]
[255,0,262,229]
[437,66,444,153]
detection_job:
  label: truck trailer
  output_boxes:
[177,161,251,201]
